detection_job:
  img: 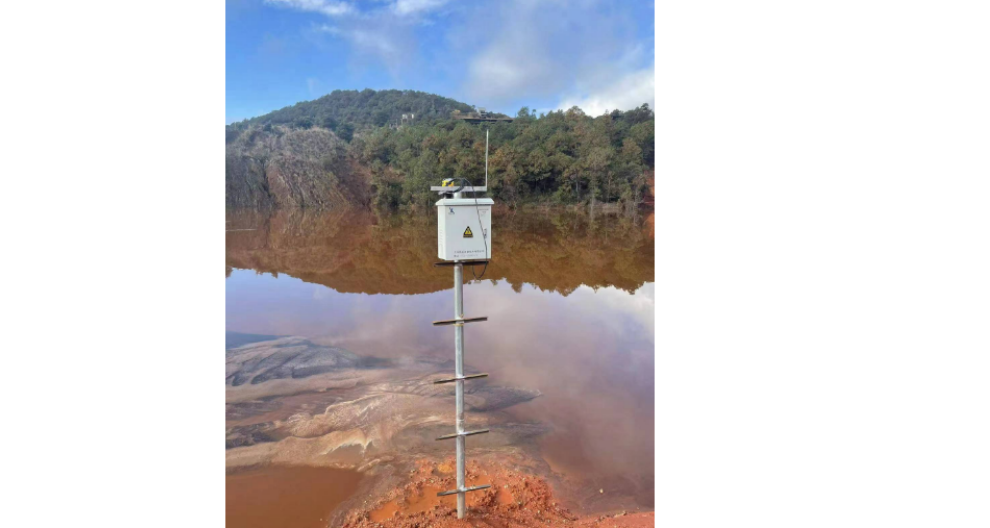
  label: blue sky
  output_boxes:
[226,0,654,123]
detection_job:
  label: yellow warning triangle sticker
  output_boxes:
[463,226,473,238]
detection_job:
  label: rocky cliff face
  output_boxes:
[225,126,371,208]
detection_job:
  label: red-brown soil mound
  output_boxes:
[341,458,653,528]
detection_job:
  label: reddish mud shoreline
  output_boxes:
[341,458,653,528]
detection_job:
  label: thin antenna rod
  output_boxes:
[485,128,489,189]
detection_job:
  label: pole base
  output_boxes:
[437,484,492,497]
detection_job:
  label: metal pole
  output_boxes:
[453,262,466,519]
[485,129,489,189]
[431,261,491,513]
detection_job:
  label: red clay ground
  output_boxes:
[341,458,653,528]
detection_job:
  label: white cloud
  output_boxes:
[462,1,562,102]
[392,0,451,16]
[266,0,451,18]
[317,24,398,57]
[580,282,655,336]
[557,66,654,115]
[316,23,411,77]
[263,0,654,113]
[264,0,354,17]
[267,0,443,79]
[458,0,651,111]
[467,42,556,101]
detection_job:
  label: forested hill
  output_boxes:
[226,89,654,210]
[235,89,479,133]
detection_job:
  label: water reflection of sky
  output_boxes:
[224,210,656,506]
[227,269,654,506]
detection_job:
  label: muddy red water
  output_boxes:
[226,207,654,521]
[226,466,362,528]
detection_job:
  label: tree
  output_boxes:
[624,103,653,125]
[337,123,355,142]
[226,90,655,209]
[372,109,390,127]
[628,120,654,166]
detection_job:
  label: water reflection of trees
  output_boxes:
[226,207,654,295]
